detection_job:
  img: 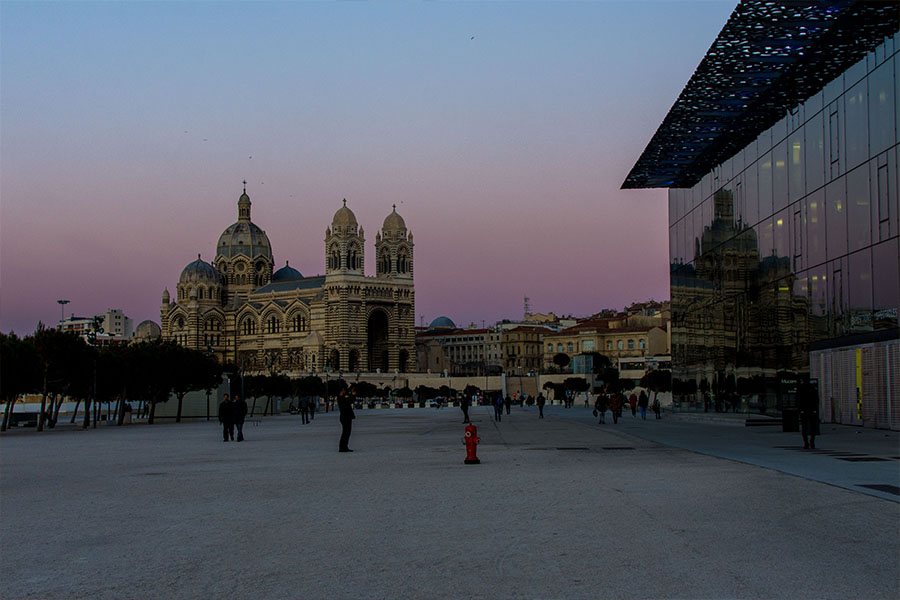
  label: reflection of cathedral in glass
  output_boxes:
[626,2,899,429]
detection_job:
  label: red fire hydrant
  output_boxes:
[464,423,480,464]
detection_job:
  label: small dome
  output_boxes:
[382,205,406,233]
[180,255,223,285]
[133,320,161,342]
[429,316,456,330]
[332,199,358,229]
[272,261,303,281]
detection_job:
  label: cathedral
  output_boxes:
[160,187,415,374]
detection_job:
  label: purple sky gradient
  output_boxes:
[0,1,738,335]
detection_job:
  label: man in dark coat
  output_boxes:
[797,380,821,449]
[460,395,471,424]
[337,388,356,452]
[504,395,512,415]
[638,390,649,420]
[219,394,234,442]
[536,393,545,419]
[233,394,248,442]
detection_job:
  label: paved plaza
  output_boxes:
[2,405,898,600]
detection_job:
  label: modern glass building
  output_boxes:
[624,2,899,429]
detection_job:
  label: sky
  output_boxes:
[0,0,738,335]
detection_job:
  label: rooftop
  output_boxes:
[623,1,898,189]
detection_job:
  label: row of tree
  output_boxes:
[1,327,222,431]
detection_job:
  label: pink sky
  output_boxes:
[0,2,737,334]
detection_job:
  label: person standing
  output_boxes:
[218,394,234,442]
[608,392,621,424]
[504,394,512,415]
[337,388,355,452]
[460,394,471,424]
[494,395,504,422]
[629,392,637,417]
[233,394,248,442]
[299,395,310,425]
[797,380,820,449]
[652,395,661,419]
[536,393,545,419]
[638,390,649,420]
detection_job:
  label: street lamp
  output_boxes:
[57,299,70,326]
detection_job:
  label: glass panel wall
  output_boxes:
[668,36,899,415]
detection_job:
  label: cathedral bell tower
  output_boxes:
[375,204,413,278]
[325,199,365,275]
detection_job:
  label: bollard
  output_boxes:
[464,423,480,464]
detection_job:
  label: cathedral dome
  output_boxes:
[382,205,406,233]
[180,255,223,285]
[217,221,273,259]
[332,199,358,229]
[216,187,273,260]
[429,316,456,330]
[133,320,161,342]
[272,261,303,281]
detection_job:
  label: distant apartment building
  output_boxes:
[543,320,669,373]
[58,308,133,346]
[415,317,502,375]
[501,326,546,373]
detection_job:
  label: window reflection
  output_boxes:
[667,37,898,416]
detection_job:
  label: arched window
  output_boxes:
[267,316,281,334]
[547,344,553,352]
[557,344,563,353]
[628,339,635,349]
[242,319,256,336]
[639,339,646,349]
[617,340,624,350]
[607,341,613,350]
[567,343,574,353]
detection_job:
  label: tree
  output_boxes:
[30,325,94,431]
[353,381,378,399]
[640,369,672,406]
[552,353,570,373]
[0,333,40,431]
[171,346,222,423]
[564,377,591,395]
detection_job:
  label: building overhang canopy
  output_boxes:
[622,1,898,190]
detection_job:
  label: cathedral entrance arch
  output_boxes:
[348,349,360,372]
[367,310,390,372]
[329,349,340,371]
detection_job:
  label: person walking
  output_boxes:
[460,394,471,424]
[594,393,608,424]
[638,390,649,420]
[504,394,512,415]
[608,392,622,424]
[299,395,310,424]
[233,394,248,441]
[652,395,661,419]
[494,395,503,422]
[629,392,637,417]
[798,380,820,449]
[337,388,356,452]
[218,394,234,442]
[536,393,545,419]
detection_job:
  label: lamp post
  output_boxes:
[57,299,70,327]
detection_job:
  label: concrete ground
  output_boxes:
[1,405,897,600]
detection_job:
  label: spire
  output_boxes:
[238,181,251,222]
